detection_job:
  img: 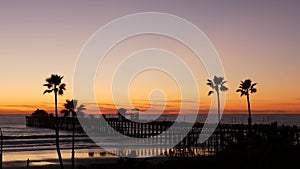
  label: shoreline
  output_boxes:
[2,148,116,163]
[4,155,177,169]
[3,156,120,169]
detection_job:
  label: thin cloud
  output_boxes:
[132,99,199,104]
[0,105,38,108]
[223,109,299,114]
[0,109,30,114]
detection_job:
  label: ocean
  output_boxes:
[1,114,300,166]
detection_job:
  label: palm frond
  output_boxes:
[64,99,72,108]
[251,83,257,89]
[58,83,66,95]
[208,90,214,96]
[220,86,228,91]
[206,82,213,87]
[62,99,77,117]
[221,81,227,85]
[243,79,252,89]
[76,104,86,116]
[236,89,243,93]
[236,89,247,97]
[59,83,66,90]
[61,109,70,117]
[50,74,64,86]
[72,99,78,109]
[44,74,65,95]
[239,81,244,88]
[77,104,86,111]
[213,76,224,85]
[43,84,52,89]
[43,89,53,94]
[58,89,64,95]
[250,88,257,93]
[45,77,52,84]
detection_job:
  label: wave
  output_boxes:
[2,134,96,152]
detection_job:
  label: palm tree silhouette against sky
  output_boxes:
[43,74,66,169]
[236,79,257,127]
[61,99,86,169]
[207,76,228,122]
[76,104,86,117]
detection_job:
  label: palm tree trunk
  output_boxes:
[246,94,252,127]
[216,91,223,150]
[217,91,221,122]
[54,91,64,169]
[72,115,75,169]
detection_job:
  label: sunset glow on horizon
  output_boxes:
[0,1,299,115]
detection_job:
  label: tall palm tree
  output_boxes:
[236,79,257,127]
[61,99,86,169]
[207,76,228,122]
[43,74,66,169]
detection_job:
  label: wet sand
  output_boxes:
[4,156,120,169]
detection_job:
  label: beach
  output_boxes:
[4,156,120,169]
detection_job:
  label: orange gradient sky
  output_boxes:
[0,1,299,115]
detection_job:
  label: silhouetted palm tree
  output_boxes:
[236,79,257,126]
[207,76,228,122]
[43,74,66,169]
[61,99,86,169]
[76,104,86,117]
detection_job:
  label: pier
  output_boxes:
[25,115,300,157]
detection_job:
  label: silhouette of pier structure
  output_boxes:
[25,114,300,157]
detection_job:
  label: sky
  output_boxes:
[0,0,299,115]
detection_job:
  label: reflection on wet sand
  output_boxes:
[3,145,214,167]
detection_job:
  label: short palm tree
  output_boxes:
[207,76,228,122]
[43,74,66,169]
[236,79,257,127]
[76,104,86,117]
[61,99,86,169]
